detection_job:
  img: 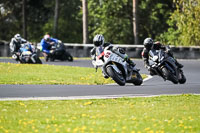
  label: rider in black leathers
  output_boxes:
[90,34,135,78]
[141,38,183,76]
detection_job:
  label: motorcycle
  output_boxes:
[92,46,143,86]
[15,43,42,64]
[148,49,186,84]
[49,41,73,62]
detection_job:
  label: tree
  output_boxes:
[88,0,133,44]
[53,0,59,38]
[82,0,89,44]
[159,0,200,46]
[22,0,27,39]
[132,0,138,44]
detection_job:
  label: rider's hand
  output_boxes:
[50,50,54,53]
[16,52,20,56]
[50,42,55,45]
[146,66,151,71]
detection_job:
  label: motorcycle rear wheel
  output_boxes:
[106,66,125,86]
[162,67,178,84]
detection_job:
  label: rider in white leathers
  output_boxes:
[90,34,135,78]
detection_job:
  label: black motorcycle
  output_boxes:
[148,49,186,84]
[50,42,73,62]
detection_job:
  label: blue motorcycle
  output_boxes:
[19,43,42,64]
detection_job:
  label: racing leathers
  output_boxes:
[9,37,27,61]
[40,38,58,61]
[142,42,183,75]
[90,42,135,78]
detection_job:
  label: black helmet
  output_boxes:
[93,34,104,47]
[143,38,153,49]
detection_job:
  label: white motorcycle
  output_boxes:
[92,46,143,86]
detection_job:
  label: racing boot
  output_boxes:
[149,68,157,76]
[102,72,109,79]
[102,68,109,79]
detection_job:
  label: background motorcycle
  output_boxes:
[92,46,143,86]
[50,41,73,62]
[148,49,186,84]
[17,43,42,64]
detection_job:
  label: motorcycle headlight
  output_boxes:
[152,56,158,62]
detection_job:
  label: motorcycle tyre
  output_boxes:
[162,67,178,84]
[65,52,73,62]
[36,58,42,64]
[132,72,143,86]
[179,72,186,84]
[106,66,125,86]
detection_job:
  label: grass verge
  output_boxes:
[0,62,146,85]
[0,94,199,132]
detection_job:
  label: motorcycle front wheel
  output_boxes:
[178,70,186,84]
[162,67,178,84]
[106,66,125,86]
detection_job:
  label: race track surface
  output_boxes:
[0,58,200,99]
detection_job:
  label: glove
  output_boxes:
[123,54,128,61]
[50,50,54,53]
[146,65,151,71]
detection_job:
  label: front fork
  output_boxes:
[31,54,37,63]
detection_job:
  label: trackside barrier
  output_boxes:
[0,41,200,59]
[62,44,200,59]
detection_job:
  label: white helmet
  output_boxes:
[14,34,21,41]
[93,34,105,47]
[44,34,50,42]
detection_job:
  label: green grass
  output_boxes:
[0,94,199,132]
[0,62,146,85]
[0,62,112,85]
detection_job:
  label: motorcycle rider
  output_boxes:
[90,34,135,78]
[40,34,58,61]
[141,37,183,75]
[9,34,27,62]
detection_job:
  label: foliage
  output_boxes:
[0,95,200,132]
[138,0,174,43]
[159,0,200,46]
[0,0,186,45]
[88,0,134,44]
[0,0,82,43]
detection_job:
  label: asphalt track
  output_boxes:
[0,58,200,100]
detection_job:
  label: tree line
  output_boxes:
[0,0,199,46]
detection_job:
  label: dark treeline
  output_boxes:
[0,0,199,46]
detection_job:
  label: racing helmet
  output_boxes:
[44,34,51,42]
[143,38,153,49]
[93,34,105,47]
[14,34,22,42]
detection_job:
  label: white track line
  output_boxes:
[0,94,199,101]
[143,75,153,82]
